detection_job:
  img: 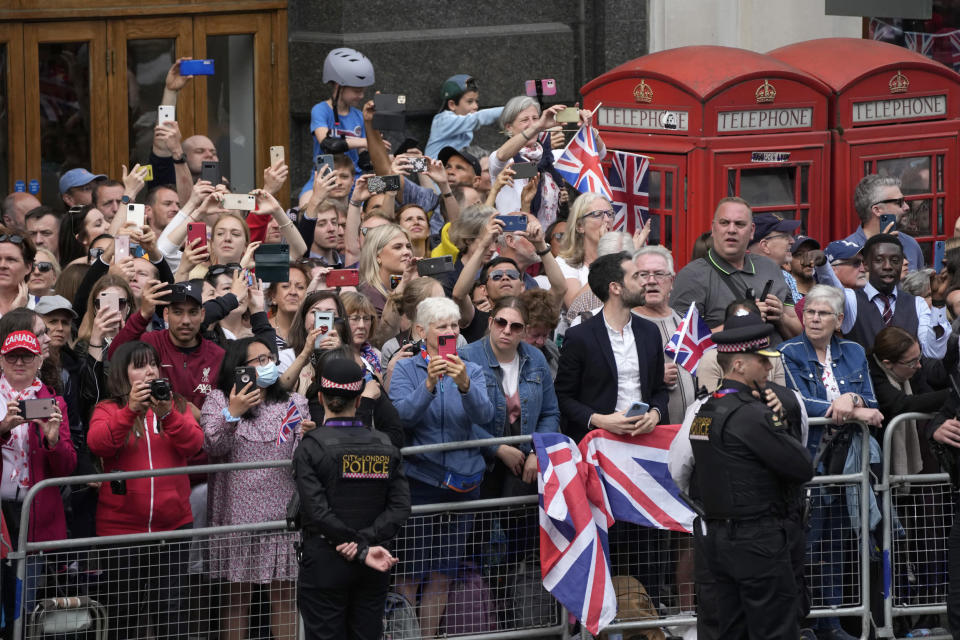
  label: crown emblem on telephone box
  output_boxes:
[889,71,910,94]
[633,80,654,104]
[755,79,776,104]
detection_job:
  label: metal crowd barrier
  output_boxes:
[876,411,953,640]
[3,423,885,640]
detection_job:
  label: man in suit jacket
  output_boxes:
[556,251,669,443]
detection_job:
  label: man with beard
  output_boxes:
[555,250,669,444]
[108,279,225,408]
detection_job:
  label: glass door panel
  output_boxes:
[24,22,107,206]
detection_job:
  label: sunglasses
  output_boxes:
[873,197,906,208]
[488,269,520,282]
[0,234,24,245]
[208,262,241,277]
[493,316,525,332]
[552,232,565,241]
[33,262,54,274]
[2,353,38,364]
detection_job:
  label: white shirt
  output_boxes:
[603,310,641,412]
[500,354,520,398]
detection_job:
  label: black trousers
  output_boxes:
[693,517,801,640]
[298,538,391,640]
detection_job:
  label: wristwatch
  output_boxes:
[536,244,552,257]
[850,394,863,408]
[121,195,131,205]
[172,153,187,164]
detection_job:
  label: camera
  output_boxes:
[150,379,171,401]
[110,472,127,496]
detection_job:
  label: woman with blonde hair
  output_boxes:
[76,275,136,359]
[556,191,614,307]
[357,223,415,316]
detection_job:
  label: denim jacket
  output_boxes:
[777,333,878,417]
[459,339,560,455]
[390,354,495,488]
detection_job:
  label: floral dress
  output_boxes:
[200,389,309,583]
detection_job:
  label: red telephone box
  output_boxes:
[770,38,960,262]
[581,46,832,266]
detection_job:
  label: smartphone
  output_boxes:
[314,311,335,349]
[409,157,429,173]
[417,255,454,276]
[372,112,406,131]
[525,79,557,97]
[313,154,334,177]
[556,107,580,123]
[759,279,773,302]
[496,215,528,232]
[187,222,207,250]
[511,162,538,180]
[625,401,649,418]
[98,290,120,315]
[114,235,130,261]
[254,243,290,283]
[201,160,220,185]
[158,105,176,124]
[326,269,360,287]
[879,213,898,232]
[179,59,215,76]
[368,175,401,194]
[374,93,407,112]
[242,268,256,287]
[141,164,154,182]
[234,366,256,394]
[126,203,145,228]
[270,145,285,167]
[935,240,946,273]
[438,334,457,360]
[389,274,402,289]
[222,193,256,211]
[18,398,57,421]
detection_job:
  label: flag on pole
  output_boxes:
[554,124,612,201]
[608,151,651,233]
[277,400,303,445]
[664,302,715,375]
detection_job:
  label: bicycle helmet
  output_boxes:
[441,74,478,103]
[322,48,375,87]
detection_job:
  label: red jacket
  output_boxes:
[87,402,203,535]
[0,386,76,543]
[109,310,225,409]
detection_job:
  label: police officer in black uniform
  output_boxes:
[292,358,411,640]
[687,312,814,640]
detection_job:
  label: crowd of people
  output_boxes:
[2,45,960,640]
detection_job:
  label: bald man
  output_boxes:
[2,193,42,230]
[182,135,219,182]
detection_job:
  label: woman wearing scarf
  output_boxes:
[488,96,604,228]
[0,329,74,625]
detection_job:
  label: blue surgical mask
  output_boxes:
[255,362,279,388]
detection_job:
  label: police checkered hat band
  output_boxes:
[319,358,365,397]
[715,337,772,353]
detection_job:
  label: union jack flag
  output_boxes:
[535,432,616,635]
[554,125,612,201]
[277,400,302,445]
[580,428,695,534]
[608,151,651,233]
[664,302,715,375]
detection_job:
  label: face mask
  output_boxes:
[255,362,279,388]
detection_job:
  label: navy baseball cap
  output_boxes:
[437,146,481,176]
[751,213,801,244]
[58,168,106,195]
[824,239,863,264]
[791,235,820,253]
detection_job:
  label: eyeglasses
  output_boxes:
[833,257,865,268]
[0,234,24,245]
[896,355,922,368]
[33,262,54,274]
[208,263,241,277]
[2,353,38,364]
[802,309,837,319]
[637,271,672,282]
[348,314,374,325]
[489,269,520,282]
[872,197,906,208]
[583,209,615,220]
[245,353,279,367]
[493,317,525,332]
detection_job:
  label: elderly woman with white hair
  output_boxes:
[389,296,494,637]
